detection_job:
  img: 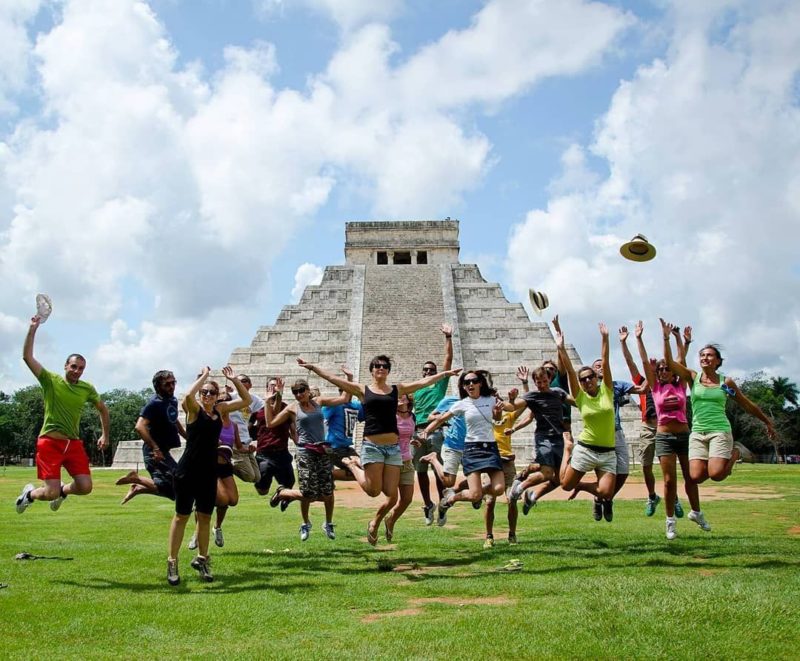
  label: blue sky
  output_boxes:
[1,0,798,394]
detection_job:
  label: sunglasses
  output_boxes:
[579,374,596,383]
[292,387,308,395]
[422,367,436,373]
[463,377,481,385]
[200,389,218,396]
[372,363,390,370]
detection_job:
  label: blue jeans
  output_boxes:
[360,441,402,467]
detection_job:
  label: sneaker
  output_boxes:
[269,486,284,508]
[592,498,602,522]
[471,499,482,510]
[437,488,455,527]
[187,532,198,550]
[213,527,224,548]
[689,510,712,532]
[522,490,537,516]
[190,555,214,582]
[666,517,677,540]
[280,498,291,512]
[50,484,66,512]
[423,503,435,526]
[483,536,495,549]
[300,522,312,541]
[322,522,336,540]
[645,494,661,517]
[167,558,180,586]
[508,533,518,545]
[602,499,613,522]
[508,479,524,502]
[674,499,684,518]
[15,483,35,514]
[437,506,448,526]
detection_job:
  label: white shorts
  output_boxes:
[441,446,463,476]
[570,443,617,475]
[689,431,733,461]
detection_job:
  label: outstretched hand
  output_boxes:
[635,320,643,339]
[659,318,674,338]
[441,323,453,337]
[222,365,236,381]
[618,326,629,342]
[683,326,693,344]
[507,387,519,401]
[552,314,561,334]
[598,322,609,337]
[516,365,529,382]
[340,365,354,381]
[296,357,313,370]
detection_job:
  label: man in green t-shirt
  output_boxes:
[16,315,110,514]
[411,323,453,525]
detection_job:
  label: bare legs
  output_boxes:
[342,458,401,498]
[28,475,92,502]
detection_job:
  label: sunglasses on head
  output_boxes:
[292,387,308,395]
[372,363,390,370]
[200,389,218,396]
[463,377,481,385]
[579,374,596,383]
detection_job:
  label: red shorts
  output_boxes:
[36,436,91,481]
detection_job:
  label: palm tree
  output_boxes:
[771,377,799,408]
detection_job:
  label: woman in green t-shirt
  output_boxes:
[554,322,618,511]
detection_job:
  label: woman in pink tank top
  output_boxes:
[635,321,701,540]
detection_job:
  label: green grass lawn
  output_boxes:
[1,464,798,660]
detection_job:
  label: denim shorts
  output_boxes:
[534,433,564,470]
[360,440,403,467]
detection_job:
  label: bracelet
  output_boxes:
[445,335,452,339]
[521,380,529,384]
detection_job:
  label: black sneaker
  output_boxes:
[280,498,291,512]
[602,499,613,522]
[592,498,602,521]
[269,486,284,508]
[167,558,180,586]
[423,503,435,526]
[190,556,214,582]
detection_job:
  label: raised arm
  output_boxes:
[552,315,569,386]
[422,409,455,435]
[297,358,363,398]
[216,366,253,414]
[619,325,641,381]
[22,316,44,378]
[516,365,530,393]
[634,321,656,388]
[660,318,693,382]
[677,325,693,367]
[315,366,356,407]
[441,323,454,371]
[399,368,462,396]
[265,379,296,428]
[182,367,210,417]
[725,378,777,439]
[554,328,579,396]
[599,323,612,390]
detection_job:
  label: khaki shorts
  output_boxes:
[689,431,733,461]
[614,428,629,476]
[570,443,617,475]
[636,425,657,468]
[501,457,516,488]
[399,460,415,486]
[232,448,259,483]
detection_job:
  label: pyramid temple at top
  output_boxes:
[226,219,590,457]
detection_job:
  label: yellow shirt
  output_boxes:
[493,411,516,457]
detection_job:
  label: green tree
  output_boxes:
[771,376,799,408]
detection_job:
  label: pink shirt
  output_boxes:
[396,414,415,462]
[651,380,688,425]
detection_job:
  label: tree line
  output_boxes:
[0,387,150,466]
[0,373,797,464]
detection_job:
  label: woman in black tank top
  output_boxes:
[165,365,251,586]
[297,352,460,542]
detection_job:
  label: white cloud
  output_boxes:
[506,0,800,380]
[291,262,324,302]
[0,0,631,389]
[0,1,41,115]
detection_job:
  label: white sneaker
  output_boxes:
[16,483,35,514]
[688,510,712,532]
[187,532,198,550]
[300,522,312,541]
[322,522,336,540]
[213,527,224,547]
[666,517,677,540]
[508,479,524,502]
[50,484,66,511]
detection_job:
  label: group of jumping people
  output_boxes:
[15,313,776,585]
